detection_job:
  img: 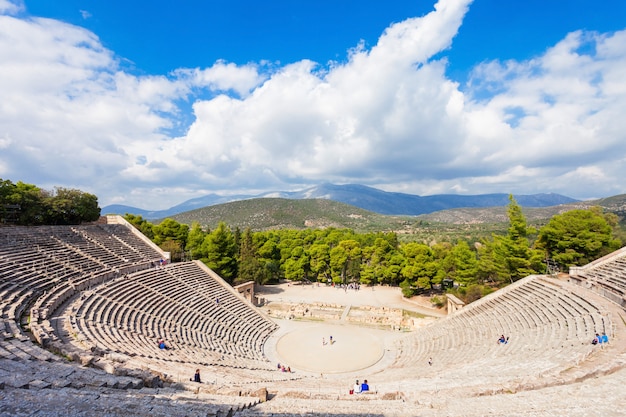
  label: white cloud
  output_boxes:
[1,0,626,209]
[0,0,23,15]
[174,61,266,98]
[0,8,265,207]
[465,29,626,179]
[134,0,474,198]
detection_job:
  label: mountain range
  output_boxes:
[101,183,578,220]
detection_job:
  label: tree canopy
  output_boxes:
[477,195,544,284]
[1,179,100,225]
[536,207,621,270]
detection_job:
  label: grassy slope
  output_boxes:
[162,195,626,241]
[168,198,411,232]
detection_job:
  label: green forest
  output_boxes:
[0,179,100,225]
[125,196,622,304]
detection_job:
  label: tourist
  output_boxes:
[601,332,609,344]
[192,369,201,383]
[361,379,369,392]
[497,335,508,345]
[592,333,601,345]
[428,357,433,366]
[158,339,167,350]
[353,380,361,394]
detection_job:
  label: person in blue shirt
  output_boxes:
[601,332,609,344]
[592,333,602,345]
[361,379,369,392]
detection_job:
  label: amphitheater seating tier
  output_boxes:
[68,262,278,370]
[0,224,277,372]
[381,275,612,391]
[569,249,626,309]
[0,224,162,316]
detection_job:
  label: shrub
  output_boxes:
[448,284,494,304]
[400,279,416,298]
[430,295,445,308]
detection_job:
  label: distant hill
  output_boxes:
[101,183,578,219]
[163,195,625,235]
[406,194,626,225]
[264,183,578,215]
[102,193,252,220]
[167,198,409,232]
[416,206,576,225]
[586,194,626,212]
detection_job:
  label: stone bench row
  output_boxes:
[569,253,626,307]
[390,276,606,374]
[70,264,276,364]
[72,226,161,264]
[96,275,271,354]
[0,225,166,345]
[1,225,162,273]
[70,313,274,373]
[93,224,164,260]
[125,264,274,335]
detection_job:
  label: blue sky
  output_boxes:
[1,0,626,209]
[26,1,625,80]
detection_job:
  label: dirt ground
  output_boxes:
[257,283,444,374]
[257,282,446,317]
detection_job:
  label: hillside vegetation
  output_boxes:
[420,195,626,224]
[0,178,100,225]
[168,198,414,232]
[162,195,625,243]
[135,197,622,306]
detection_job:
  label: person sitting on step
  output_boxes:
[361,379,369,392]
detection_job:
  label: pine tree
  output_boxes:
[536,207,621,270]
[202,222,238,283]
[498,195,542,282]
[237,228,265,284]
